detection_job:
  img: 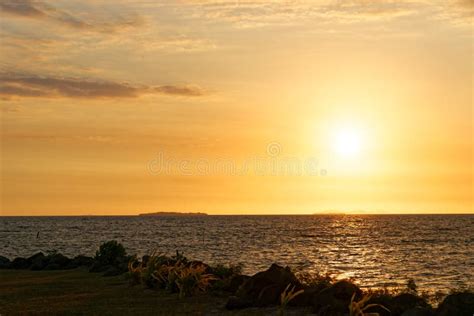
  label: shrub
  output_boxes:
[128,252,220,298]
[128,256,142,284]
[211,263,243,279]
[174,263,217,299]
[94,240,126,266]
[296,271,333,290]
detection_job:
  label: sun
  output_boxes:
[332,126,363,158]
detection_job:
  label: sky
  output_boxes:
[0,0,472,215]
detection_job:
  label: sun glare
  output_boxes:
[332,127,363,158]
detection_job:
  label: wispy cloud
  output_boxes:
[175,0,473,28]
[175,0,419,28]
[0,0,144,32]
[0,0,44,17]
[0,73,207,99]
[155,85,205,96]
[437,0,474,26]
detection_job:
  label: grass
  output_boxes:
[0,268,305,315]
[348,293,390,316]
[279,284,304,316]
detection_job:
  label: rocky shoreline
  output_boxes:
[1,241,473,316]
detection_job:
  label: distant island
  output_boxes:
[138,212,208,217]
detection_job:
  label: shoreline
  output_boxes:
[1,241,473,315]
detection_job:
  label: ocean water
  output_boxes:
[1,215,473,292]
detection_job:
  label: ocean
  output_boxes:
[1,214,472,293]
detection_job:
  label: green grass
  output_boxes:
[0,269,307,315]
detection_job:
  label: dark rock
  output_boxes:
[364,294,393,316]
[311,280,362,315]
[436,292,474,316]
[392,293,430,315]
[0,256,11,269]
[290,285,323,307]
[28,253,49,270]
[11,257,29,269]
[227,274,251,294]
[225,296,253,310]
[256,284,281,307]
[47,253,71,268]
[26,252,44,265]
[44,263,62,270]
[69,255,94,268]
[402,307,434,316]
[235,263,302,307]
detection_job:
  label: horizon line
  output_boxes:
[1,212,473,217]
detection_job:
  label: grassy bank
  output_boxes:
[0,269,304,315]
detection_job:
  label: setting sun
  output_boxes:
[333,127,363,158]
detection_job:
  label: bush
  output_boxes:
[211,263,243,279]
[94,240,126,266]
[296,271,333,290]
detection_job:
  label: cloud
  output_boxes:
[0,0,44,17]
[175,0,419,28]
[175,0,473,28]
[441,0,474,25]
[0,73,207,99]
[155,85,205,97]
[320,0,417,20]
[456,0,474,8]
[0,0,144,32]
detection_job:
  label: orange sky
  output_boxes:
[0,0,473,215]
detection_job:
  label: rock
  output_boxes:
[26,252,45,265]
[28,253,49,270]
[44,263,62,270]
[256,284,281,307]
[402,307,434,316]
[69,255,94,268]
[235,264,302,307]
[0,256,11,269]
[364,295,393,316]
[227,275,250,294]
[311,280,362,315]
[47,253,71,268]
[436,292,474,316]
[225,296,253,310]
[290,285,323,307]
[392,293,429,315]
[10,257,29,269]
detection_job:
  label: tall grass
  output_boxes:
[348,293,390,316]
[279,283,304,316]
[128,252,231,298]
